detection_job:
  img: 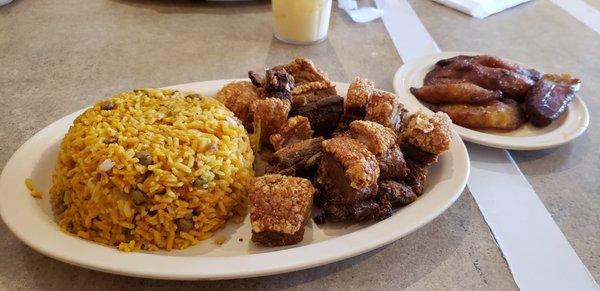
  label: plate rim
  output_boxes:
[0,79,470,280]
[393,51,590,150]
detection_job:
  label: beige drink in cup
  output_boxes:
[272,0,333,45]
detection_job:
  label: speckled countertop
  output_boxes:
[1,0,599,289]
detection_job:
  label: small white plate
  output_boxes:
[0,80,470,280]
[393,51,590,150]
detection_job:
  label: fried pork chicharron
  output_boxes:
[262,58,342,137]
[217,58,458,232]
[404,160,429,196]
[321,137,379,190]
[378,180,417,206]
[322,200,380,222]
[292,95,344,137]
[345,77,376,121]
[249,68,295,101]
[267,137,324,178]
[316,135,383,222]
[400,142,439,166]
[317,136,380,204]
[252,98,291,142]
[270,116,314,151]
[250,174,316,246]
[216,81,261,131]
[401,110,452,155]
[274,57,333,86]
[364,90,405,133]
[274,57,338,109]
[348,120,407,180]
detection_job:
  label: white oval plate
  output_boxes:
[393,51,590,150]
[0,80,469,280]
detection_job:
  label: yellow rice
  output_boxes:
[49,88,254,251]
[25,178,43,198]
[213,236,227,245]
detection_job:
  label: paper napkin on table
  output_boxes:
[338,0,384,23]
[432,0,534,19]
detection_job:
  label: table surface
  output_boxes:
[1,0,599,289]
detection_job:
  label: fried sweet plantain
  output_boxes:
[433,100,525,130]
[424,59,535,101]
[410,83,502,104]
[525,74,581,127]
[436,55,542,81]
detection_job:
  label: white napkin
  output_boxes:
[0,0,12,6]
[338,0,384,23]
[432,0,533,19]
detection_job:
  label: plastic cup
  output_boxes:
[272,0,333,45]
